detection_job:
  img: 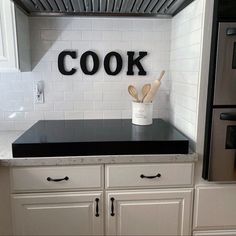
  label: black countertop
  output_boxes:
[12,119,189,157]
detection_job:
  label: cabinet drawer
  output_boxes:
[193,230,236,236]
[11,165,103,192]
[194,185,236,230]
[105,163,194,189]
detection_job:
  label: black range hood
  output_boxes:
[12,0,195,17]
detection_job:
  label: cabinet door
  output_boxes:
[0,0,19,71]
[106,189,193,236]
[12,192,103,236]
[194,186,236,230]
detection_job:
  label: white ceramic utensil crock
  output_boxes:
[132,102,153,125]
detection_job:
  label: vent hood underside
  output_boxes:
[13,0,194,17]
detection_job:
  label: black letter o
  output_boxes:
[80,51,99,75]
[104,52,123,76]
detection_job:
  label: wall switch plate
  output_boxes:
[34,81,44,104]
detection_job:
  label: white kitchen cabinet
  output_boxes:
[106,189,193,236]
[0,0,30,72]
[194,185,236,230]
[12,191,103,236]
[11,163,194,236]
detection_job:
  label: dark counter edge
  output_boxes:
[12,140,189,157]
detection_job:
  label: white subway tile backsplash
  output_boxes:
[102,31,122,41]
[84,92,102,101]
[64,92,83,101]
[103,110,122,119]
[32,61,52,72]
[133,19,154,32]
[170,0,204,144]
[54,102,74,111]
[74,101,94,111]
[122,31,142,41]
[41,30,61,40]
[121,110,132,119]
[0,0,204,133]
[4,112,25,121]
[60,31,82,40]
[71,41,91,50]
[1,72,21,80]
[72,19,92,30]
[0,121,15,131]
[171,93,197,112]
[103,91,123,101]
[2,101,33,112]
[65,112,84,120]
[34,103,54,111]
[92,19,113,31]
[93,101,112,111]
[82,31,102,40]
[44,111,65,120]
[112,19,133,31]
[25,111,44,120]
[0,112,4,120]
[13,121,35,131]
[46,92,64,102]
[47,18,73,30]
[84,111,103,119]
[50,41,72,51]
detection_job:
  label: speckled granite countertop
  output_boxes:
[0,131,198,167]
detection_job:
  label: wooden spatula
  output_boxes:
[128,85,140,102]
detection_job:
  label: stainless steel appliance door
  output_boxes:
[214,22,236,106]
[209,108,236,181]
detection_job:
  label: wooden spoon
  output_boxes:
[128,85,140,102]
[141,84,151,102]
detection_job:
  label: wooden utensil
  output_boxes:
[141,84,151,102]
[128,85,140,102]
[143,70,165,103]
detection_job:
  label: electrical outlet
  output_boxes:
[34,81,44,104]
[35,92,44,104]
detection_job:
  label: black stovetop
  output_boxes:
[12,119,189,157]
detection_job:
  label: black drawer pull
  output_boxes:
[220,113,236,121]
[140,173,161,179]
[47,176,69,182]
[110,197,115,216]
[226,28,236,36]
[95,198,99,217]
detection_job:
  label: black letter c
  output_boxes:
[58,51,77,75]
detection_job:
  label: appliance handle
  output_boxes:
[226,28,236,36]
[220,113,236,121]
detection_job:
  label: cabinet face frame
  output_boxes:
[0,1,19,71]
[11,191,104,236]
[105,189,193,236]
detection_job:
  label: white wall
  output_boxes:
[169,0,205,148]
[0,17,171,131]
